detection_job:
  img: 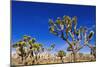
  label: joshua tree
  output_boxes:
[46,44,55,62]
[23,35,44,64]
[49,15,95,62]
[32,43,43,64]
[57,50,66,63]
[47,44,55,52]
[12,35,43,64]
[12,40,27,63]
[23,35,36,57]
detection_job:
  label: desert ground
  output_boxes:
[11,52,96,66]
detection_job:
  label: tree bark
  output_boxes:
[72,51,77,62]
[60,57,63,63]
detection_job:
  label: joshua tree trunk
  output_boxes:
[21,55,24,64]
[34,52,38,64]
[20,47,25,64]
[72,51,77,62]
[60,57,63,63]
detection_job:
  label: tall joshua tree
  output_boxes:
[49,15,95,62]
[57,50,66,63]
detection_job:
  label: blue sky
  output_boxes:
[12,1,96,53]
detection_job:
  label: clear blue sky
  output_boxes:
[12,1,96,53]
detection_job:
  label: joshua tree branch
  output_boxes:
[60,31,66,41]
[77,45,85,52]
[87,43,95,51]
